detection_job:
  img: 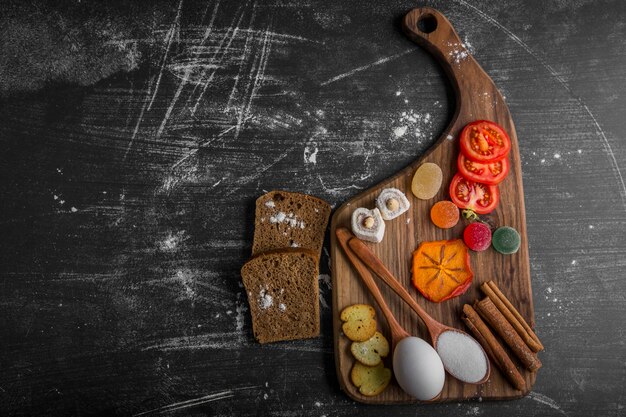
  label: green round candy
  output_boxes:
[492,226,521,254]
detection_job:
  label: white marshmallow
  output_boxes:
[351,208,385,243]
[376,188,410,220]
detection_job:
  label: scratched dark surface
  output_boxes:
[1,0,625,416]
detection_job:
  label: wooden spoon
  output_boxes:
[336,227,410,348]
[347,233,491,384]
[336,227,445,401]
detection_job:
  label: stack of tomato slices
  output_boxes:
[449,120,512,215]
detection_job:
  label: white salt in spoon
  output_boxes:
[348,236,491,384]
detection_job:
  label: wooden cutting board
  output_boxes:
[330,7,536,404]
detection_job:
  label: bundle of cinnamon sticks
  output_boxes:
[462,281,543,392]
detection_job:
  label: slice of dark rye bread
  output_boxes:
[252,191,331,259]
[241,249,320,344]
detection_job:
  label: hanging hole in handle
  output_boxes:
[417,13,437,33]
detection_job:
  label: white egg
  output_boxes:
[393,337,445,401]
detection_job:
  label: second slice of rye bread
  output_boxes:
[252,191,331,259]
[241,249,320,344]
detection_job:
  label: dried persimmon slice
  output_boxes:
[411,239,473,302]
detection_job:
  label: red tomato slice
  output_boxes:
[458,153,510,185]
[460,120,511,162]
[449,173,499,214]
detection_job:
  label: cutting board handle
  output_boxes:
[402,7,502,126]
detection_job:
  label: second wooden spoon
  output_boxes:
[347,232,491,384]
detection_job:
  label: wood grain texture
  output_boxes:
[331,7,534,404]
[1,0,626,416]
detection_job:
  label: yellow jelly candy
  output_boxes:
[411,162,443,200]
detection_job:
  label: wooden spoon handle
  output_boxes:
[347,237,446,338]
[336,228,410,345]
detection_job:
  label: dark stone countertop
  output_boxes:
[1,0,624,415]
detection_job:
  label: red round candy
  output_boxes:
[463,222,492,251]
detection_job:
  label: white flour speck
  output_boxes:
[463,37,475,54]
[527,391,566,414]
[235,298,247,331]
[448,41,470,64]
[395,91,401,96]
[279,303,286,312]
[554,153,561,159]
[393,109,433,142]
[258,288,273,310]
[270,211,305,228]
[588,225,594,229]
[318,274,331,289]
[265,200,275,208]
[174,269,196,299]
[271,212,286,223]
[466,405,481,415]
[70,207,78,212]
[393,126,408,138]
[304,145,319,164]
[571,260,577,265]
[160,230,187,252]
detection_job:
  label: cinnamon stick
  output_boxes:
[481,281,543,352]
[462,304,526,391]
[474,297,542,371]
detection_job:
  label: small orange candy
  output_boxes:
[430,200,460,229]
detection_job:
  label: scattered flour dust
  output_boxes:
[392,109,433,142]
[235,296,247,331]
[393,125,408,138]
[318,274,331,309]
[174,269,196,299]
[448,37,475,64]
[304,125,326,165]
[255,287,287,313]
[466,406,482,416]
[257,287,273,310]
[304,144,319,164]
[526,391,567,415]
[159,230,188,252]
[269,211,305,229]
[318,274,331,289]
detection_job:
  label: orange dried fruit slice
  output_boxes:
[412,240,473,303]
